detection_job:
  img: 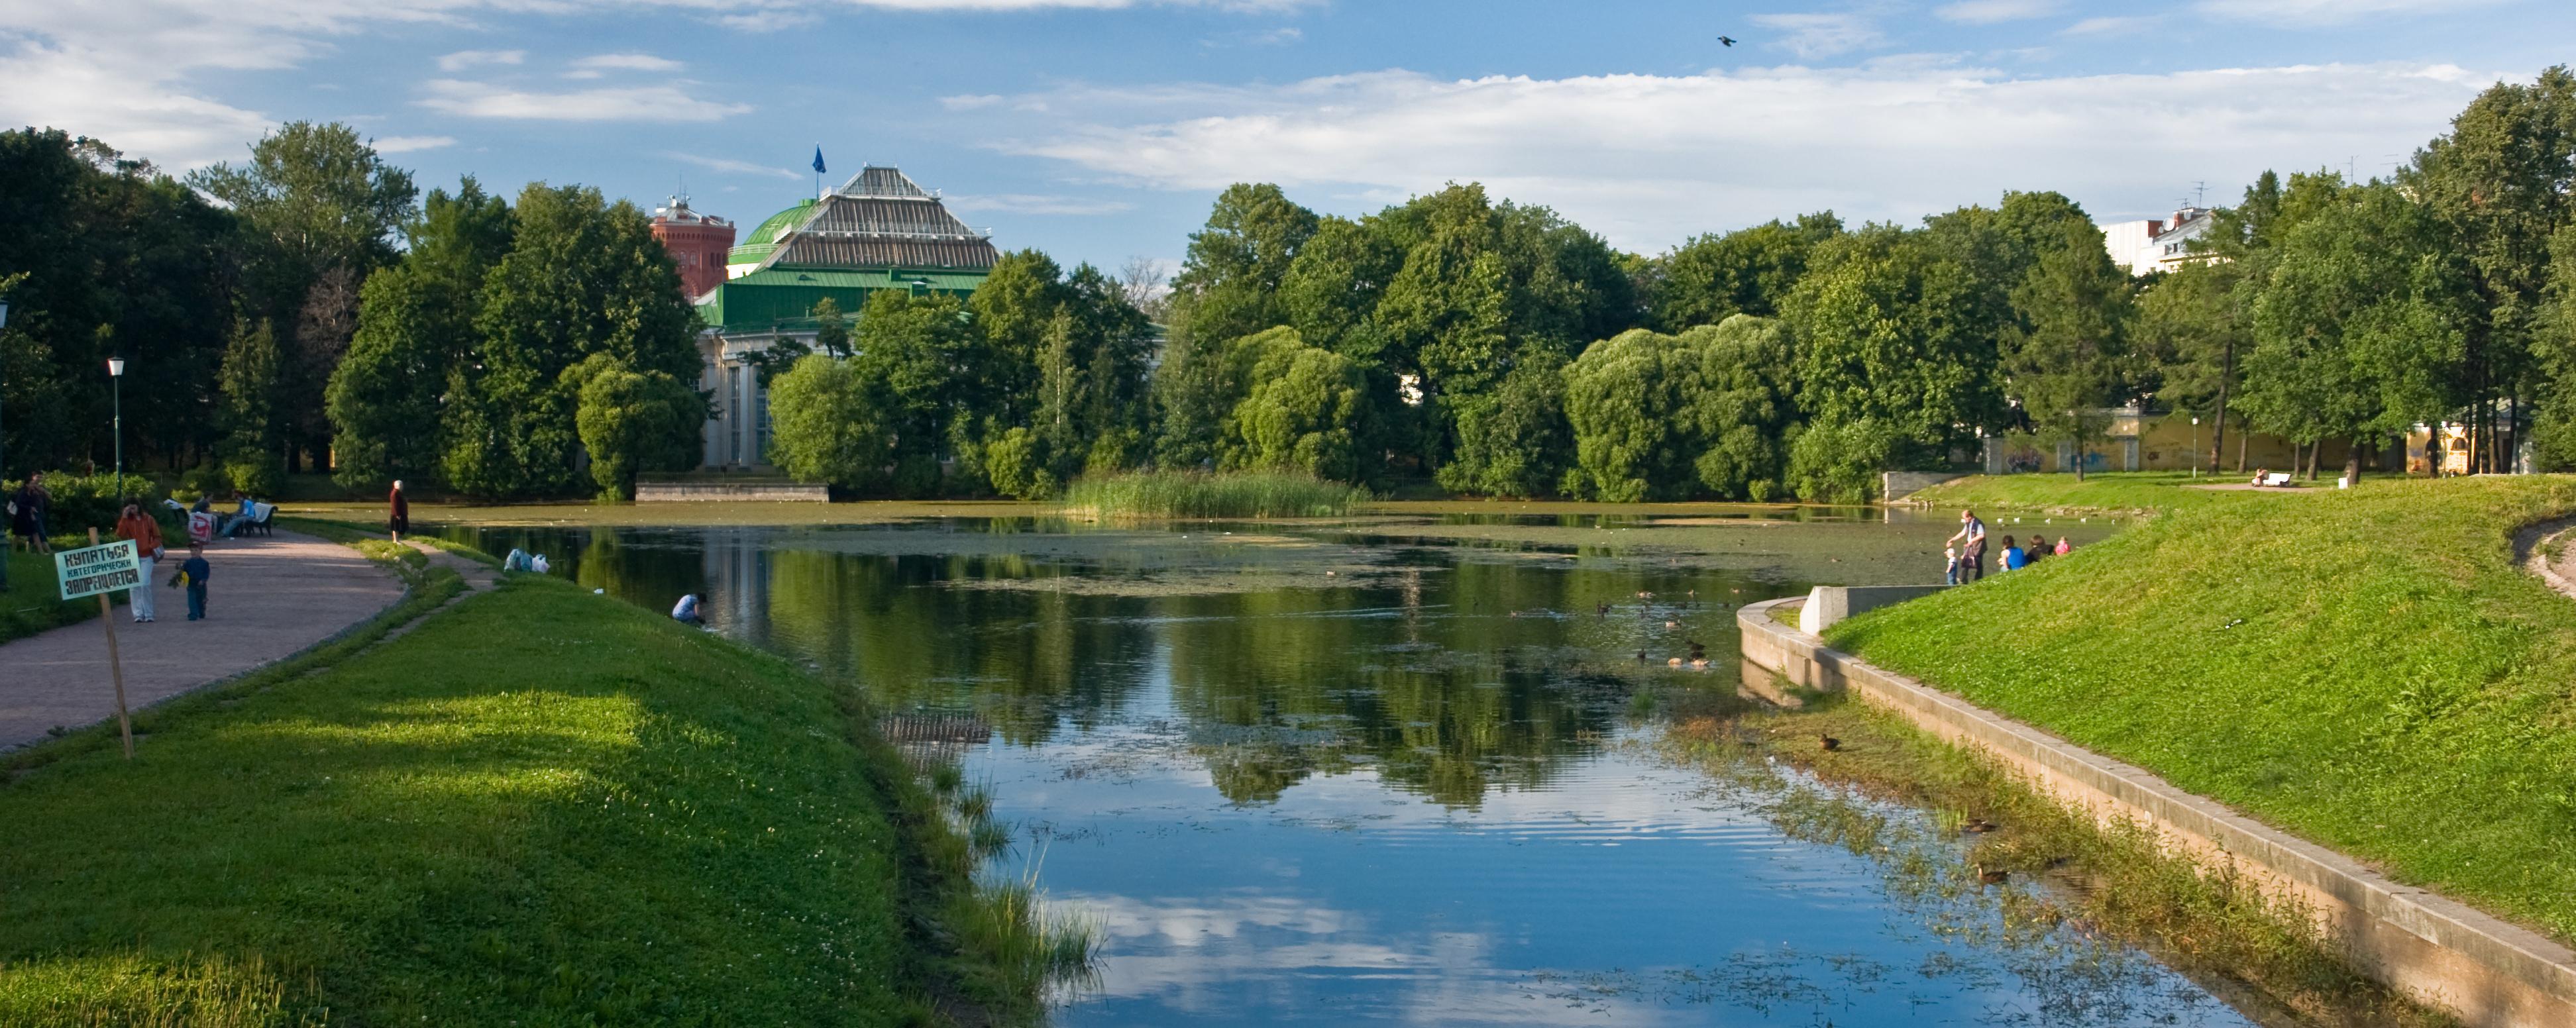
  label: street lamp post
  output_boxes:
[1,297,10,592]
[2190,416,2200,479]
[107,356,125,503]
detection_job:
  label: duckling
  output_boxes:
[1977,865,2010,885]
[1664,620,1679,629]
[1818,734,1841,752]
[1668,657,1684,667]
[1596,602,1611,615]
[1635,650,1648,664]
[1690,658,1709,670]
[1961,818,1998,834]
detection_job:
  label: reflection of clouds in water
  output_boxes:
[1063,892,1680,1027]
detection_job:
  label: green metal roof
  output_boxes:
[697,266,990,333]
[725,199,818,266]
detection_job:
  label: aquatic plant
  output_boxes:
[1059,470,1371,521]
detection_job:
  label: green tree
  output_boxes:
[1220,328,1367,481]
[1648,213,1841,330]
[329,178,514,488]
[1157,185,1319,466]
[571,354,706,499]
[218,319,286,495]
[2004,219,2136,480]
[2136,260,2249,470]
[851,289,975,497]
[1785,225,2003,490]
[447,183,700,498]
[2239,182,2471,482]
[1442,359,1574,498]
[2404,66,2576,472]
[0,130,239,473]
[1563,316,1796,501]
[766,354,888,490]
[190,121,418,471]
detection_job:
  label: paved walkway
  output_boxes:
[0,529,404,751]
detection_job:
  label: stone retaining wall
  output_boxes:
[1737,595,2576,1028]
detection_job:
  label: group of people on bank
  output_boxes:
[1941,509,2070,585]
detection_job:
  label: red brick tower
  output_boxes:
[649,195,735,299]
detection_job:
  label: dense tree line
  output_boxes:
[7,65,2573,503]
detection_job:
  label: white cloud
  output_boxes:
[943,193,1136,215]
[571,52,686,73]
[979,62,2502,253]
[667,151,800,180]
[714,8,823,31]
[1935,0,2061,24]
[2063,15,2157,36]
[372,134,458,153]
[2193,0,2504,26]
[419,79,752,121]
[941,93,1008,110]
[437,48,525,72]
[1747,12,1887,59]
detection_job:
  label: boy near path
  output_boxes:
[115,503,166,623]
[172,543,211,621]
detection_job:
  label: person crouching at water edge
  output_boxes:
[672,593,705,626]
[115,503,166,623]
[1944,509,1988,582]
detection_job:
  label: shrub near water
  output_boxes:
[1060,470,1370,519]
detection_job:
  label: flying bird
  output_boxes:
[1718,35,1736,46]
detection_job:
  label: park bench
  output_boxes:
[2259,472,2292,488]
[237,502,276,537]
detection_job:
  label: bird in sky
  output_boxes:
[1718,35,1736,46]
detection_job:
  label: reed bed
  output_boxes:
[1059,470,1370,521]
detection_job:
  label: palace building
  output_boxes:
[679,166,1000,470]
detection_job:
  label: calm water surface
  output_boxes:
[455,510,2251,1027]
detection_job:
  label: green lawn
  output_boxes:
[1,548,105,644]
[1829,474,2576,944]
[0,575,1046,1026]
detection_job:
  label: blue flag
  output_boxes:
[811,146,826,175]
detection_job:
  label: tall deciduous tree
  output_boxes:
[1564,316,1798,501]
[329,178,514,488]
[446,183,699,498]
[1647,213,1842,331]
[190,121,417,471]
[1785,225,2002,496]
[218,319,286,495]
[765,354,887,490]
[2004,219,2136,480]
[2405,66,2576,472]
[571,354,706,499]
[2239,182,2471,482]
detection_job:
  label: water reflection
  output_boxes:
[449,514,2231,1027]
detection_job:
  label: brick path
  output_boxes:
[0,529,403,751]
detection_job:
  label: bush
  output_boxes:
[171,464,231,505]
[3,471,175,537]
[225,452,286,499]
[1060,470,1371,520]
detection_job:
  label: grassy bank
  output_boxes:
[0,574,1080,1025]
[1902,470,2269,513]
[1657,688,2444,1025]
[1060,470,1370,520]
[1829,474,2576,945]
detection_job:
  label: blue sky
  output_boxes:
[4,0,2568,274]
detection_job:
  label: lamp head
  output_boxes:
[107,358,126,378]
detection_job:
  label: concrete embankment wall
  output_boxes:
[1737,596,2576,1028]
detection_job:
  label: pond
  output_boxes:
[451,508,2269,1027]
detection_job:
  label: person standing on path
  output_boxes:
[172,542,211,620]
[388,480,409,544]
[11,471,51,554]
[1945,509,1988,583]
[115,502,165,623]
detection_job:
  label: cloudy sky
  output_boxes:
[1,0,2564,270]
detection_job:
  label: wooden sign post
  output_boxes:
[56,530,138,759]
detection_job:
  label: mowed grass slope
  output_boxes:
[0,575,982,1026]
[1831,475,2576,943]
